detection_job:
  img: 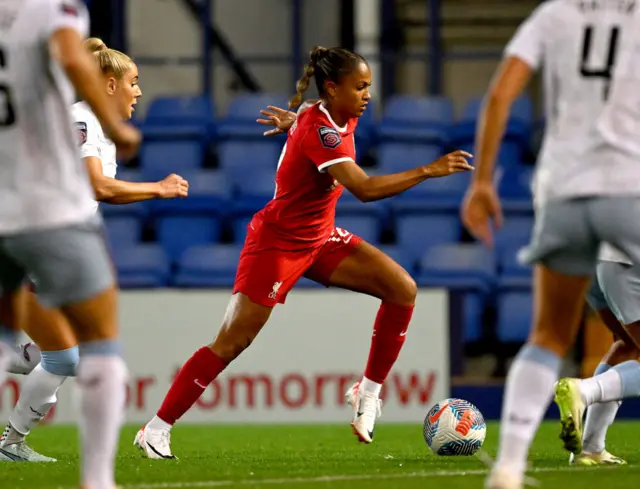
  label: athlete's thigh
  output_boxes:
[520,198,598,276]
[22,292,77,351]
[597,261,640,326]
[2,215,115,309]
[306,228,414,302]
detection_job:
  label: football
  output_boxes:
[423,398,486,456]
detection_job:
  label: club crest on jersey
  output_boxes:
[75,122,87,145]
[318,126,342,149]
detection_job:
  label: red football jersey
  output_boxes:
[255,103,358,249]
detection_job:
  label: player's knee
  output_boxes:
[382,270,417,306]
[528,329,572,357]
[40,346,79,377]
[607,339,639,366]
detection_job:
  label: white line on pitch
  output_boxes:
[120,465,628,489]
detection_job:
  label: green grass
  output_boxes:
[4,421,640,488]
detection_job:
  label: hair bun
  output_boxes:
[309,46,328,64]
[84,37,107,53]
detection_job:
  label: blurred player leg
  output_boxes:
[3,218,126,489]
[572,272,639,465]
[1,295,78,462]
[487,199,596,489]
[307,235,416,443]
[138,293,273,459]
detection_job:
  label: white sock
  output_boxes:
[495,345,561,478]
[9,363,65,437]
[78,355,128,489]
[359,376,382,397]
[6,343,41,375]
[147,415,172,432]
[583,401,621,453]
[579,370,623,404]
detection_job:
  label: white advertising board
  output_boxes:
[1,289,449,424]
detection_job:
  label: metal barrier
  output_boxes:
[126,0,506,103]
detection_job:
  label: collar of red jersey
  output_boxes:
[318,103,348,133]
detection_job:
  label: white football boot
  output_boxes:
[345,382,382,443]
[0,423,56,462]
[570,450,626,466]
[134,424,176,459]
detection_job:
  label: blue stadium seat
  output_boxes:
[218,94,289,140]
[296,277,325,289]
[458,140,523,169]
[156,216,222,261]
[495,215,533,257]
[377,143,443,174]
[104,216,141,249]
[498,165,534,214]
[140,141,203,180]
[497,291,533,342]
[148,169,232,217]
[396,214,461,262]
[376,95,453,144]
[142,95,215,142]
[416,243,496,290]
[232,215,254,244]
[112,244,171,288]
[232,169,276,215]
[452,95,533,147]
[354,101,377,159]
[173,244,242,287]
[336,190,388,220]
[498,250,532,291]
[416,243,496,343]
[218,141,282,185]
[376,244,416,274]
[99,169,147,218]
[335,215,380,244]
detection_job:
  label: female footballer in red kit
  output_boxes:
[135,46,473,459]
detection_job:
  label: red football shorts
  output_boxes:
[233,217,362,307]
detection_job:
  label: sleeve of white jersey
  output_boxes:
[42,0,89,39]
[72,106,101,160]
[503,3,553,70]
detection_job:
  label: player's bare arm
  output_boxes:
[461,56,532,247]
[327,151,473,203]
[84,157,189,204]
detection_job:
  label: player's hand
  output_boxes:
[257,105,296,136]
[109,123,141,161]
[158,173,189,199]
[424,150,474,178]
[461,182,503,248]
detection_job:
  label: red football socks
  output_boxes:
[364,302,415,384]
[156,346,226,425]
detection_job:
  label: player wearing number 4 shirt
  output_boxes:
[459,1,640,488]
[135,46,473,460]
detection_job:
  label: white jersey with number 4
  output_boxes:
[506,0,640,206]
[0,0,95,234]
[72,101,117,213]
[506,0,640,264]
